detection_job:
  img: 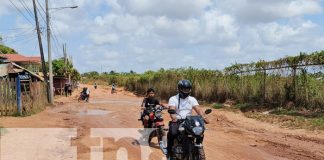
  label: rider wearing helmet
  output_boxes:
[166,79,210,156]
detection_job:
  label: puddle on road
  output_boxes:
[77,109,113,115]
[89,99,140,105]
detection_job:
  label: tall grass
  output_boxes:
[83,52,324,111]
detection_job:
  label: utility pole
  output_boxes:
[63,43,66,76]
[32,0,50,102]
[63,43,67,67]
[46,0,53,104]
[63,43,71,83]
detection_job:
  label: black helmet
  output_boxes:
[178,79,192,98]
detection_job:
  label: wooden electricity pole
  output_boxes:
[32,0,50,102]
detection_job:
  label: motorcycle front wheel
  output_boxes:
[193,148,206,160]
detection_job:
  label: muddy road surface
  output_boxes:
[1,85,324,160]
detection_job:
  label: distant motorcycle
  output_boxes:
[111,87,117,94]
[167,109,212,160]
[78,92,88,102]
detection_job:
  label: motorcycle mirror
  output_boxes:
[205,109,212,114]
[168,109,176,114]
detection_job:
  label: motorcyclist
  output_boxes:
[111,83,116,94]
[140,88,165,127]
[79,87,87,101]
[86,87,90,102]
[81,87,87,96]
[166,79,210,157]
[94,82,97,89]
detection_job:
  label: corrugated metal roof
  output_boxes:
[0,63,44,81]
[0,54,41,63]
[12,63,44,81]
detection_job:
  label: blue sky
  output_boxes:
[1,0,324,73]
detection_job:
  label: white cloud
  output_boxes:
[0,1,11,17]
[89,33,119,45]
[216,0,323,24]
[287,0,322,17]
[120,0,211,19]
[114,14,139,32]
[224,43,241,54]
[255,20,317,46]
[202,10,238,40]
[1,0,324,73]
[154,16,200,39]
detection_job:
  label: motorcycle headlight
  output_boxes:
[192,127,203,135]
[155,112,162,118]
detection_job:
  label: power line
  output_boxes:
[36,0,46,15]
[18,0,34,20]
[36,5,47,25]
[8,0,34,25]
[2,29,35,41]
[4,32,35,40]
[15,35,38,45]
[50,25,64,58]
[49,20,64,58]
[36,0,47,24]
[51,36,61,58]
[49,27,61,58]
[3,35,36,44]
[0,27,33,31]
[35,0,54,57]
[35,0,69,59]
[50,20,65,49]
[4,28,33,36]
[4,34,37,44]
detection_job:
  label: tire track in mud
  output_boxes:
[56,99,161,160]
[1,85,324,160]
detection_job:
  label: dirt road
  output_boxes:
[1,85,324,160]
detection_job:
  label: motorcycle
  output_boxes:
[167,109,212,160]
[139,105,167,149]
[111,88,117,94]
[78,92,88,102]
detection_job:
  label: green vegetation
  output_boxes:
[83,51,324,112]
[212,103,223,109]
[0,44,17,54]
[245,109,324,130]
[0,126,8,135]
[49,58,81,81]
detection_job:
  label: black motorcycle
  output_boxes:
[78,92,88,102]
[167,109,212,160]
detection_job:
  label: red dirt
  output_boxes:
[1,84,323,160]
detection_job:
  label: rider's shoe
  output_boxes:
[159,141,168,155]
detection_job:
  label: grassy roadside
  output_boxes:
[0,126,4,134]
[211,103,324,131]
[0,125,9,135]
